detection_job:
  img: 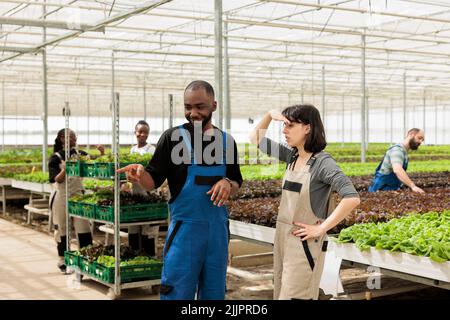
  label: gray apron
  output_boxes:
[273,156,329,300]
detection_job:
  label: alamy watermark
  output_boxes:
[366,266,381,290]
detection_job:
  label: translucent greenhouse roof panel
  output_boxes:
[3,0,450,118]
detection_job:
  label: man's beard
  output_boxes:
[186,112,213,129]
[409,138,420,150]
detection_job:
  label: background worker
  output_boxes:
[125,120,159,256]
[368,128,425,193]
[49,128,104,273]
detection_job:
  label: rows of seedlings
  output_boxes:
[228,187,450,234]
[232,171,449,199]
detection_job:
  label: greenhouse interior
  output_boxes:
[0,0,449,302]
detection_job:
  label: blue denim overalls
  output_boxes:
[368,144,408,192]
[160,126,229,300]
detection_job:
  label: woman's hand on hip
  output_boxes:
[291,221,326,241]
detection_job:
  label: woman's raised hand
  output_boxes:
[269,109,291,125]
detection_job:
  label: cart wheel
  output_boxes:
[107,288,118,300]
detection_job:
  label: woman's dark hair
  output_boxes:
[282,104,327,153]
[53,128,75,153]
[53,129,66,153]
[135,120,149,131]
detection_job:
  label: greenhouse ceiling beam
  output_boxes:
[5,71,440,92]
[5,92,447,104]
[0,0,148,13]
[106,49,450,78]
[400,0,450,9]
[11,27,450,60]
[0,62,428,86]
[6,50,450,82]
[0,46,34,53]
[81,41,450,68]
[4,15,440,53]
[0,16,105,32]
[5,67,450,98]
[263,0,450,25]
[108,10,363,36]
[6,66,444,93]
[14,42,450,71]
[6,95,448,112]
[7,56,450,88]
[4,2,450,47]
[0,0,255,17]
[108,23,450,47]
[65,38,450,69]
[44,86,450,99]
[112,10,450,44]
[0,0,80,48]
[4,84,449,105]
[5,80,447,103]
[7,52,450,86]
[224,18,450,54]
[0,0,172,64]
[33,44,445,79]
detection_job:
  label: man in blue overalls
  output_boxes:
[118,80,243,300]
[368,128,425,193]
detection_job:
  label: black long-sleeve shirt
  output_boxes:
[146,123,243,203]
[48,149,87,183]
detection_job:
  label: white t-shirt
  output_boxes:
[130,143,155,155]
[129,143,155,196]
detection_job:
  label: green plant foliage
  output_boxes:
[240,160,450,180]
[82,179,113,190]
[337,211,450,263]
[97,255,160,267]
[91,153,151,164]
[75,244,161,266]
[237,143,450,163]
[0,165,37,178]
[13,172,49,183]
[0,149,47,164]
[69,189,166,205]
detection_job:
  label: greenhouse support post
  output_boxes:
[360,32,366,163]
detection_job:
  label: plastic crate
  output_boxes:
[92,261,114,283]
[96,203,168,223]
[66,161,80,176]
[94,162,147,180]
[68,201,83,216]
[79,202,96,219]
[79,256,95,274]
[64,251,80,268]
[81,163,96,178]
[95,163,130,180]
[93,261,163,284]
[121,262,163,283]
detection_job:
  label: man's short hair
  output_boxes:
[407,128,421,136]
[185,80,215,98]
